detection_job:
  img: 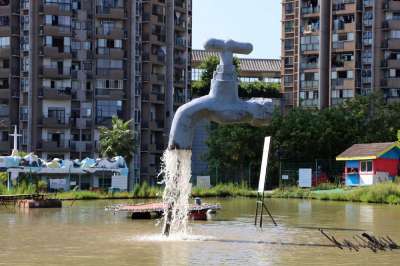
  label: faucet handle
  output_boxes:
[204,38,253,55]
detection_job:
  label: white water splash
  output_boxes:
[161,149,192,236]
[133,234,214,242]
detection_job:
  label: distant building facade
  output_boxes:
[281,0,400,109]
[0,0,192,186]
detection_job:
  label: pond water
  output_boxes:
[0,198,399,266]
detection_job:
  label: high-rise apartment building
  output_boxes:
[281,0,400,109]
[0,0,192,185]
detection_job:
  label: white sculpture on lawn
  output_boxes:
[9,125,21,156]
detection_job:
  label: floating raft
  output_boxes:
[0,194,62,208]
[108,202,221,220]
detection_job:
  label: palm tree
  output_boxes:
[99,117,136,163]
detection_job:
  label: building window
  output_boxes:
[0,37,10,48]
[284,2,294,14]
[284,21,294,32]
[360,160,373,173]
[285,39,294,50]
[96,100,122,122]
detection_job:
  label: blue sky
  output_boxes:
[192,0,281,59]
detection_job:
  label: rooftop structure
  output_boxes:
[191,49,281,83]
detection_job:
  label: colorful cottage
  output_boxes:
[336,142,400,186]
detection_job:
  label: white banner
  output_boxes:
[258,137,271,193]
[197,176,211,189]
[299,168,312,188]
[49,179,67,190]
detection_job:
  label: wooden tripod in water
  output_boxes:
[254,191,277,227]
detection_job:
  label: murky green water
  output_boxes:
[0,198,399,265]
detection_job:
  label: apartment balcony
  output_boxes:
[151,73,165,84]
[332,41,355,51]
[175,38,187,49]
[141,143,149,152]
[152,14,165,25]
[71,141,93,153]
[95,117,113,127]
[0,115,9,127]
[386,19,400,29]
[96,48,126,59]
[41,67,71,79]
[96,69,125,79]
[42,46,72,59]
[149,120,164,130]
[0,3,10,16]
[151,32,166,44]
[300,99,319,107]
[175,0,187,11]
[95,88,125,100]
[0,88,9,99]
[39,140,70,152]
[331,78,354,89]
[174,57,186,66]
[301,62,319,70]
[387,0,400,11]
[175,20,186,32]
[96,6,126,20]
[150,93,165,103]
[301,6,320,17]
[96,27,125,39]
[0,26,10,36]
[40,88,72,100]
[388,59,400,68]
[334,22,355,33]
[0,47,10,58]
[41,116,70,129]
[174,95,186,105]
[388,39,400,49]
[0,140,9,151]
[141,121,149,129]
[301,44,320,54]
[332,60,355,70]
[0,68,9,78]
[332,3,356,14]
[42,25,72,37]
[151,54,166,64]
[42,2,72,16]
[301,80,319,90]
[71,118,92,130]
[148,142,164,153]
[387,78,400,88]
[174,78,185,88]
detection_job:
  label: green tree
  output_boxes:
[239,81,281,98]
[99,117,136,162]
[206,92,400,187]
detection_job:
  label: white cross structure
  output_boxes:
[9,125,22,156]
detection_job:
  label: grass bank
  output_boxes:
[269,182,400,205]
[3,181,400,205]
[51,183,256,200]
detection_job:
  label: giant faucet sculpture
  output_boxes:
[163,39,275,236]
[168,39,275,150]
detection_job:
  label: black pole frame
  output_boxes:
[254,191,277,227]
